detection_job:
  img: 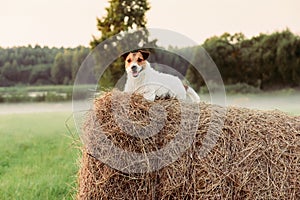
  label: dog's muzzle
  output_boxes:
[131,65,139,77]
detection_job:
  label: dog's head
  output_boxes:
[122,50,150,78]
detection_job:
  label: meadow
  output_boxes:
[0,112,79,200]
[0,88,299,199]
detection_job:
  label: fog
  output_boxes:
[0,93,299,116]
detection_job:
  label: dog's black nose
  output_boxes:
[131,65,137,71]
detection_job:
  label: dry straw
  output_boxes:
[77,91,300,199]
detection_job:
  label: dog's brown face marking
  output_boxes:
[124,51,147,70]
[123,50,150,78]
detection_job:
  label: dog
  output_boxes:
[123,50,200,103]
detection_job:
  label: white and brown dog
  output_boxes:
[123,50,200,103]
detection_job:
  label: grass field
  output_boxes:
[0,112,79,200]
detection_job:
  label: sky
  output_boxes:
[0,0,300,48]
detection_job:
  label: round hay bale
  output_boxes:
[77,91,300,200]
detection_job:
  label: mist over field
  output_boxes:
[0,91,298,116]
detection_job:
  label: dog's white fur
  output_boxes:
[123,51,200,103]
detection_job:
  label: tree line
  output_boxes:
[185,29,300,91]
[0,45,89,86]
[0,30,299,91]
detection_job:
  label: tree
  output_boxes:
[203,33,241,85]
[51,53,66,84]
[90,0,153,89]
[71,46,90,82]
[90,0,150,48]
[61,50,73,84]
[29,64,51,85]
[2,60,19,82]
[276,30,300,86]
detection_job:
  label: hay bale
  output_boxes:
[77,91,300,200]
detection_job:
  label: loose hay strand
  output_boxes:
[77,91,300,200]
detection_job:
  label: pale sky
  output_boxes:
[0,0,299,47]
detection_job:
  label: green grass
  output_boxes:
[0,112,79,200]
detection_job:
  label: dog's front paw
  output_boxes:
[143,92,156,102]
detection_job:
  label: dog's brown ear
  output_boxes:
[139,50,150,60]
[121,52,130,60]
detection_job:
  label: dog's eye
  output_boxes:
[137,58,143,62]
[127,59,131,63]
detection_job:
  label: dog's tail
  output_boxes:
[186,86,200,103]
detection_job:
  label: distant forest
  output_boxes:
[0,30,299,90]
[191,29,300,90]
[0,45,89,86]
